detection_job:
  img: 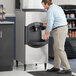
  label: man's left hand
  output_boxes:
[43,34,48,40]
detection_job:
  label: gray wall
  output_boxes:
[0,0,15,17]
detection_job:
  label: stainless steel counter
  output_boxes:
[0,21,14,24]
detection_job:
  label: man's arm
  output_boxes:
[43,9,54,40]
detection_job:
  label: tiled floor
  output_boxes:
[0,61,76,76]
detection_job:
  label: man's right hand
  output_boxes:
[43,22,47,26]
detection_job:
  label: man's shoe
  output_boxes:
[47,67,60,72]
[57,69,72,74]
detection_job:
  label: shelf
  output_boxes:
[67,18,76,20]
[64,9,76,11]
[68,28,76,30]
[67,38,76,40]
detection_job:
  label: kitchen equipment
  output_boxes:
[15,0,43,9]
[16,10,48,71]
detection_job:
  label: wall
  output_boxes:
[0,0,76,17]
[0,0,15,17]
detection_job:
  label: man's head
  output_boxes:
[41,0,52,10]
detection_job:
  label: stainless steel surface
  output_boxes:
[0,21,14,24]
[25,11,48,64]
[16,10,25,64]
[16,10,48,67]
[20,0,43,9]
[25,44,48,64]
[25,12,46,26]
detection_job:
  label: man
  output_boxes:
[41,0,72,74]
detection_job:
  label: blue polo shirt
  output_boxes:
[46,3,67,31]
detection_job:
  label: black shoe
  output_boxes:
[57,69,72,74]
[47,67,60,72]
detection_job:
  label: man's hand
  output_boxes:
[43,30,50,40]
[43,22,47,26]
[43,34,48,40]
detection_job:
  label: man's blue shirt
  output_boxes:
[46,3,67,31]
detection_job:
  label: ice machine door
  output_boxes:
[25,22,48,48]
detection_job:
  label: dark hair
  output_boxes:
[42,0,52,5]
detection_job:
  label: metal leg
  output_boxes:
[24,64,26,71]
[44,63,47,70]
[16,60,18,67]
